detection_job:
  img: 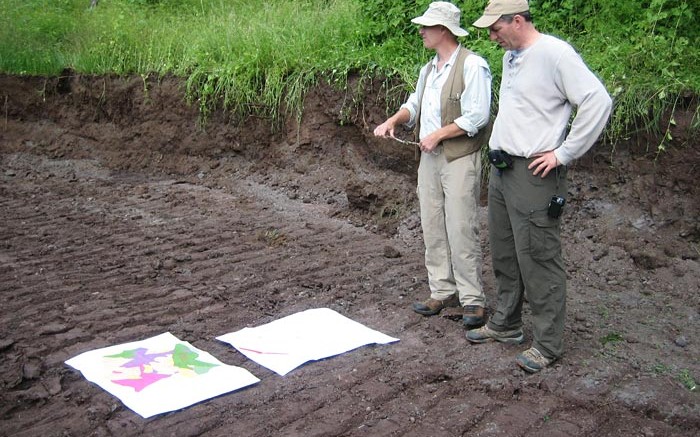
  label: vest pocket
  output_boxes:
[447,96,460,114]
[528,209,560,262]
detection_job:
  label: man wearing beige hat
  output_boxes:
[374,2,492,328]
[465,0,612,373]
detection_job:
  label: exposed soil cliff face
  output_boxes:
[0,73,698,436]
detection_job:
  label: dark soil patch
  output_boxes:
[0,73,698,436]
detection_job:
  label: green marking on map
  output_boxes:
[172,343,218,374]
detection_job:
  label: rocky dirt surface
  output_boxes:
[0,74,698,436]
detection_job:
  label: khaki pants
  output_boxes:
[417,148,484,307]
[487,157,568,359]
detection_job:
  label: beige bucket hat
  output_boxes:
[473,0,530,28]
[411,2,469,37]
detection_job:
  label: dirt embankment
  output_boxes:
[0,73,698,436]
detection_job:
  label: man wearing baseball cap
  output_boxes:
[472,0,530,28]
[465,0,612,373]
[374,2,492,329]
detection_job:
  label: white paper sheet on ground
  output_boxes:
[65,332,260,418]
[216,308,399,376]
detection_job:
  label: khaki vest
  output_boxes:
[416,47,491,162]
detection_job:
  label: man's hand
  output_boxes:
[529,151,559,178]
[374,120,396,138]
[374,108,410,139]
[420,131,441,154]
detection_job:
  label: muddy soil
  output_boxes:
[0,74,698,436]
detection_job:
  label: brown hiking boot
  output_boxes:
[412,294,459,316]
[462,305,485,327]
[515,347,555,373]
[466,325,524,344]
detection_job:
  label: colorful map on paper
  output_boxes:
[216,308,399,376]
[65,332,260,418]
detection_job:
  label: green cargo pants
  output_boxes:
[486,156,568,360]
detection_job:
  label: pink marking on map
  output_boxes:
[238,347,288,355]
[112,371,171,392]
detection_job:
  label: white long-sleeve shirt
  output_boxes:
[490,34,612,165]
[401,45,492,139]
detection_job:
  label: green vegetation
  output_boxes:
[1,0,698,145]
[258,227,288,246]
[678,368,697,391]
[599,332,624,346]
[650,365,698,392]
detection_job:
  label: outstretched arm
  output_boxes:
[374,108,411,138]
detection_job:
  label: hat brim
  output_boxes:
[411,17,469,37]
[472,14,501,29]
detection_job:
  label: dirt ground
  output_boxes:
[0,73,698,437]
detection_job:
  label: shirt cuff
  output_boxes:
[554,148,573,166]
[400,104,417,128]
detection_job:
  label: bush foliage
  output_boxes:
[0,0,698,145]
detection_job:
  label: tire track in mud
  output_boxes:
[2,152,699,437]
[1,155,500,436]
[0,154,434,436]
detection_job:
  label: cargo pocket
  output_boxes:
[529,209,560,262]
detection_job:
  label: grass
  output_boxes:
[650,365,698,392]
[678,369,697,391]
[599,332,624,346]
[258,227,288,247]
[1,0,698,146]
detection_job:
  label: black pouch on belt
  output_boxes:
[488,150,514,169]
